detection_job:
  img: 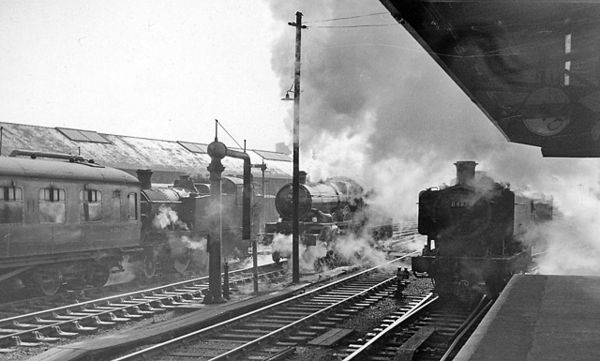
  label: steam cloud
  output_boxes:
[267,1,600,275]
[153,206,208,272]
[153,205,189,230]
[270,225,417,273]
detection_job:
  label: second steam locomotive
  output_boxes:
[413,161,552,301]
[264,172,393,268]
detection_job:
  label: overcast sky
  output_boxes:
[0,0,290,151]
[1,1,598,189]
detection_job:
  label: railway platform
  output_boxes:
[454,274,600,361]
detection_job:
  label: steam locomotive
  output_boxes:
[413,161,552,301]
[0,151,254,296]
[264,173,393,268]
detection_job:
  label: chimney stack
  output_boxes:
[299,171,307,184]
[454,161,477,185]
[136,169,153,190]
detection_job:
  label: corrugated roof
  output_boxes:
[57,127,111,144]
[253,149,292,162]
[177,141,208,154]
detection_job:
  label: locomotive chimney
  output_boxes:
[454,161,477,185]
[136,169,153,190]
[299,171,307,184]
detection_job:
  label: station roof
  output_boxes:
[0,122,291,182]
[380,0,600,157]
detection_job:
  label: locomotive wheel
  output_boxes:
[65,274,87,290]
[33,270,63,296]
[173,255,191,274]
[87,265,110,288]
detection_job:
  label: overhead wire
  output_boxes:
[304,12,388,24]
[310,24,398,29]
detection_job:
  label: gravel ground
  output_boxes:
[288,274,434,361]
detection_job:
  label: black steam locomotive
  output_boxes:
[139,171,259,277]
[413,161,552,301]
[264,173,393,268]
[0,151,254,296]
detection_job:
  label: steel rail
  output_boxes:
[1,262,283,324]
[341,292,439,361]
[0,262,286,347]
[112,253,417,361]
[439,296,494,361]
[208,275,396,361]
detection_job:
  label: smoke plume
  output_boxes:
[153,205,189,230]
[267,1,600,275]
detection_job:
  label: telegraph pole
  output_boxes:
[288,12,306,284]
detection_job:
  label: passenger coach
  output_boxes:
[0,151,141,295]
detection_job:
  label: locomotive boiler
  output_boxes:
[413,161,552,301]
[264,173,392,266]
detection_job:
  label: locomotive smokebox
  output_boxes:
[136,169,153,190]
[454,161,478,186]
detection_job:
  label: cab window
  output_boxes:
[127,192,138,220]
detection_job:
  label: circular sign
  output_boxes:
[521,87,571,136]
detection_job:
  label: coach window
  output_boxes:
[80,189,102,221]
[127,192,138,220]
[0,186,23,223]
[111,190,122,221]
[39,188,66,223]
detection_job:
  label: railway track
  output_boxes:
[111,256,414,361]
[0,261,287,351]
[338,294,493,361]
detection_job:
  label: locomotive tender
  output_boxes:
[0,151,252,295]
[265,173,392,266]
[413,161,552,301]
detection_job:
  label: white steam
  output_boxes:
[267,2,600,276]
[520,175,600,275]
[153,205,189,230]
[270,225,417,273]
[271,233,329,272]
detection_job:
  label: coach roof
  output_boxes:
[0,156,140,185]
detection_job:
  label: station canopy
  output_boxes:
[380,0,600,157]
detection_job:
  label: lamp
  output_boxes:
[281,84,295,101]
